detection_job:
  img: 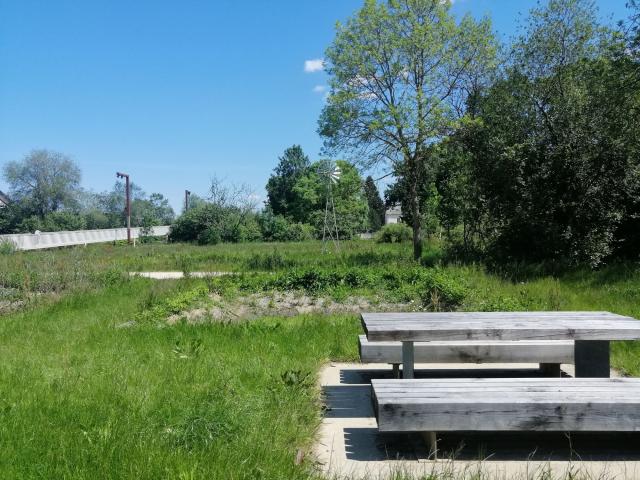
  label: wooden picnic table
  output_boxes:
[362,311,640,378]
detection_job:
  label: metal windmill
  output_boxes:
[318,161,342,252]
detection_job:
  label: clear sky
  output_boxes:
[0,0,631,211]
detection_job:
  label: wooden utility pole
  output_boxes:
[185,190,191,211]
[116,172,131,244]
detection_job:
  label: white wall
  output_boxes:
[0,226,170,251]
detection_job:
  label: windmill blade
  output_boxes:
[330,166,342,183]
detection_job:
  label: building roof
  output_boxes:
[0,190,10,206]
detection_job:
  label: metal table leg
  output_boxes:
[574,340,610,378]
[402,341,414,379]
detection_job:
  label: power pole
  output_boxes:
[185,190,191,211]
[116,172,131,244]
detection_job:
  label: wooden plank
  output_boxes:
[372,378,640,433]
[363,312,628,320]
[358,335,574,364]
[361,311,640,342]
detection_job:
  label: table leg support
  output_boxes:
[402,341,414,379]
[421,431,438,460]
[575,340,610,378]
[540,363,562,377]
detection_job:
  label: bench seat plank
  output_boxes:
[358,335,573,364]
[372,378,640,432]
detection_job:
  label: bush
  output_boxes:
[18,211,87,233]
[258,212,314,242]
[417,269,467,311]
[170,204,260,245]
[375,223,412,243]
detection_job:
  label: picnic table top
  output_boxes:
[361,311,640,342]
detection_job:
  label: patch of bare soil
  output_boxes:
[167,291,414,324]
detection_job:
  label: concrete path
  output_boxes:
[129,272,234,279]
[314,362,640,479]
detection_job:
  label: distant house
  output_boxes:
[0,191,9,208]
[384,204,402,224]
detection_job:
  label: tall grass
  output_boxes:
[2,241,640,478]
[0,280,360,479]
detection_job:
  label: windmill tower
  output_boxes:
[318,161,341,252]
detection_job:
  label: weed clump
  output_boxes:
[0,240,17,255]
[135,283,210,325]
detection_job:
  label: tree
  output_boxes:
[94,181,145,228]
[169,178,260,244]
[2,150,81,217]
[291,160,369,239]
[363,176,385,231]
[627,1,640,58]
[451,0,640,266]
[132,193,175,227]
[266,145,311,217]
[319,0,496,259]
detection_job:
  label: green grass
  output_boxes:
[2,240,640,478]
[0,279,359,479]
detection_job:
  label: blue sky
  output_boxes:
[0,0,631,211]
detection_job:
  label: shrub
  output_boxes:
[18,211,88,233]
[375,223,412,243]
[417,269,467,310]
[258,212,314,242]
[170,204,260,245]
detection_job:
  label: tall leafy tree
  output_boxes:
[627,1,640,60]
[319,0,496,259]
[2,149,81,217]
[452,0,640,265]
[266,145,310,217]
[291,160,369,238]
[363,176,385,231]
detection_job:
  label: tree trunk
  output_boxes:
[409,172,422,261]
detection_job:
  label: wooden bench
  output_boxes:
[372,378,640,457]
[358,335,574,377]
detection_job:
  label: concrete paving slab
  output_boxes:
[313,362,640,479]
[129,272,234,279]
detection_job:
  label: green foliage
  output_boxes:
[433,0,640,267]
[0,171,174,234]
[92,182,175,230]
[265,145,311,217]
[363,176,385,231]
[258,264,467,310]
[279,370,312,389]
[135,283,210,324]
[375,223,413,243]
[243,250,295,270]
[257,211,314,242]
[291,160,369,239]
[2,149,81,217]
[169,204,259,245]
[0,280,360,478]
[5,241,640,477]
[19,210,88,233]
[0,240,16,255]
[320,0,497,258]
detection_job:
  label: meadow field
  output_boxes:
[2,240,640,479]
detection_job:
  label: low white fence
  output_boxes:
[0,226,171,251]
